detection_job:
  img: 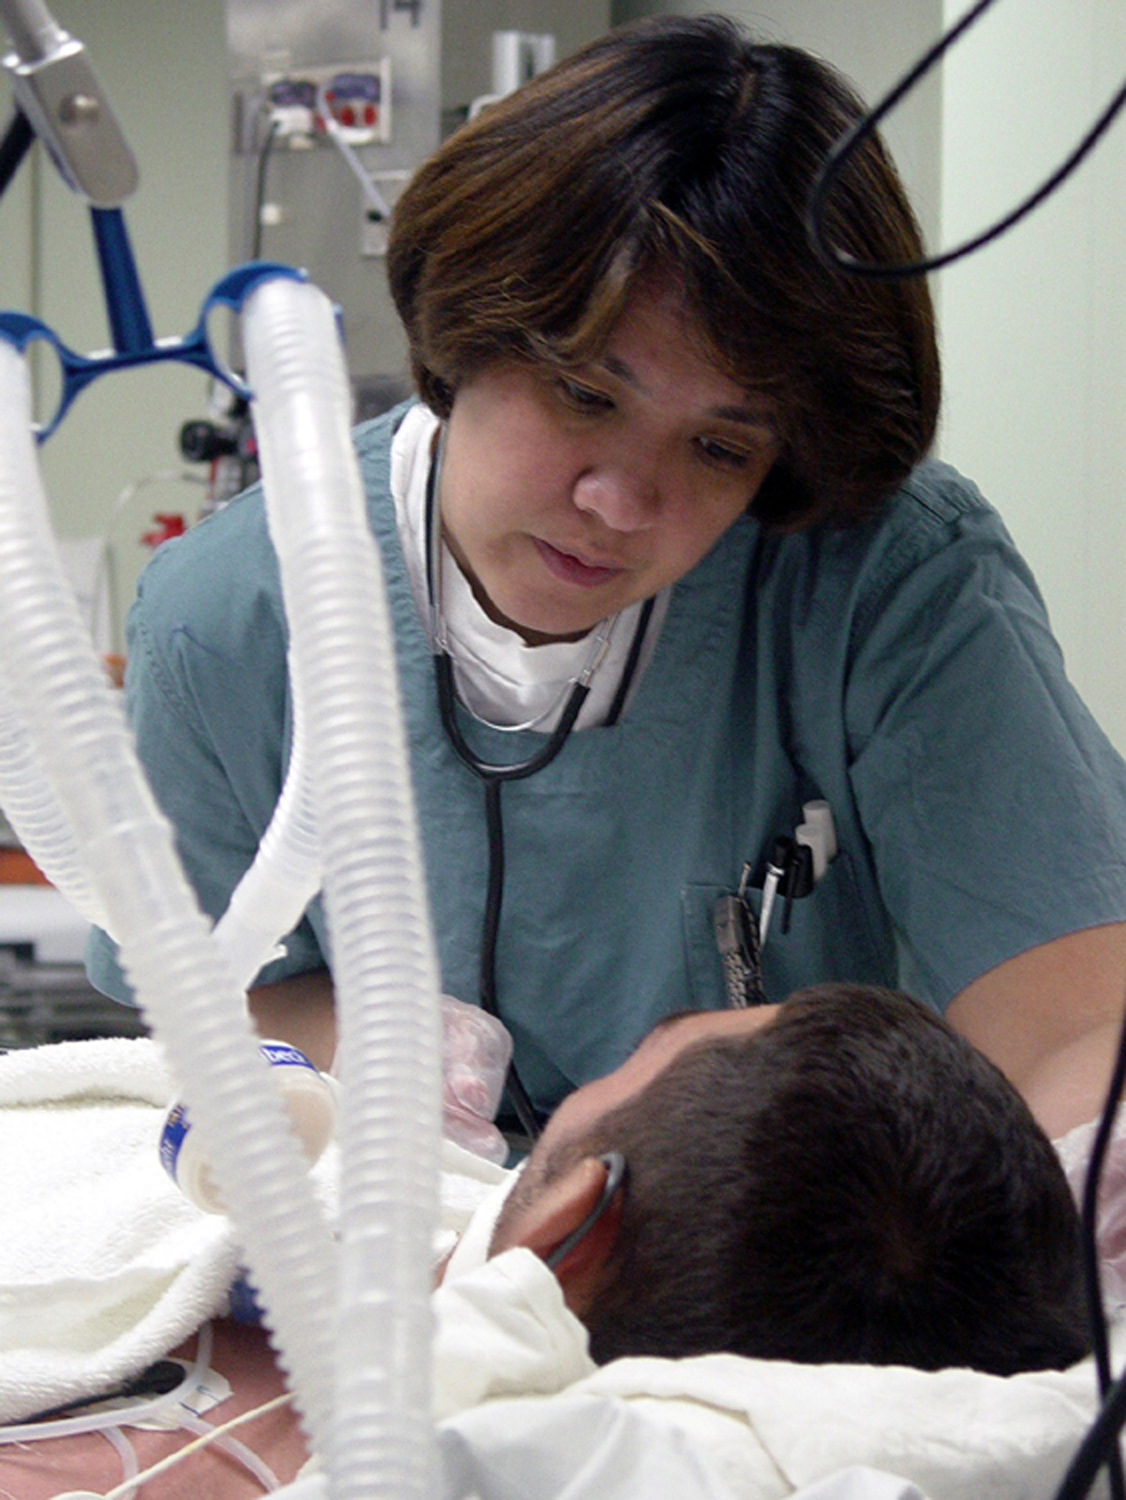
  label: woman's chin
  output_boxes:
[483,587,608,647]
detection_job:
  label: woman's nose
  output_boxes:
[572,464,659,532]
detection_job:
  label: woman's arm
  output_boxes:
[946,921,1126,1137]
[248,968,337,1072]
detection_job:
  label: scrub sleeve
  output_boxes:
[85,405,1126,1114]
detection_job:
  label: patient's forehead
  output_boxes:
[634,1005,773,1069]
[538,1005,776,1158]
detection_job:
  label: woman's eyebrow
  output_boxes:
[712,403,779,433]
[597,355,777,429]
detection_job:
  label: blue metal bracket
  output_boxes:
[0,235,306,441]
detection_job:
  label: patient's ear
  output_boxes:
[506,1156,623,1314]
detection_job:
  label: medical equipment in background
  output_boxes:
[178,384,260,512]
[0,4,444,1498]
[0,839,142,1049]
[225,1,588,423]
[807,4,1126,1495]
[467,29,557,121]
[491,29,556,96]
[227,0,441,423]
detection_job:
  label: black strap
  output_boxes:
[0,109,34,200]
[605,596,655,727]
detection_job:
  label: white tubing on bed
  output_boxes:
[243,276,442,1500]
[0,338,337,1454]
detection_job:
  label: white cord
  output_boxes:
[88,469,208,657]
[70,1391,295,1500]
[99,1425,138,1500]
[314,82,396,219]
[176,1408,283,1492]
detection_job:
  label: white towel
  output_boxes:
[0,1037,238,1423]
[0,1036,508,1425]
[428,1206,1118,1500]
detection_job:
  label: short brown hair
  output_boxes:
[388,15,940,528]
[535,986,1089,1375]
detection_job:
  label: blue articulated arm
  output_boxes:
[0,0,307,438]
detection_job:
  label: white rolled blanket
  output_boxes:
[0,1037,236,1422]
[0,1035,506,1425]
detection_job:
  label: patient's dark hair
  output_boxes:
[388,15,938,529]
[560,985,1089,1375]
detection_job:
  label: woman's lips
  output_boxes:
[533,538,626,589]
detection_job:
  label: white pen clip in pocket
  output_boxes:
[759,800,838,948]
[795,800,837,882]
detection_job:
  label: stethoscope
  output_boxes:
[424,432,654,1141]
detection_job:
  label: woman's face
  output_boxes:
[439,282,780,644]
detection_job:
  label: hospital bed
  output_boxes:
[0,1033,1116,1500]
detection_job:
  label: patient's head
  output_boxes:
[490,984,1090,1375]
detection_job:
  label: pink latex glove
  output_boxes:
[442,996,513,1166]
[1054,1115,1126,1313]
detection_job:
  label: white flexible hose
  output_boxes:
[0,337,337,1454]
[212,662,321,992]
[0,657,110,930]
[243,276,442,1500]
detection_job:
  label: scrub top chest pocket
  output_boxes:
[683,805,896,1010]
[712,801,839,1006]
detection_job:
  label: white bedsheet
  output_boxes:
[429,1237,1117,1500]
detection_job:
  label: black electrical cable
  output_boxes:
[1081,982,1126,1402]
[436,650,588,1142]
[0,107,34,201]
[605,596,655,728]
[425,427,655,1146]
[545,1152,628,1268]
[1056,1367,1126,1500]
[1060,979,1126,1500]
[434,605,654,1146]
[806,0,1126,279]
[479,778,543,1141]
[16,1359,185,1425]
[805,7,1126,1492]
[1067,984,1126,1500]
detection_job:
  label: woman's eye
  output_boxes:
[557,377,614,414]
[695,436,753,469]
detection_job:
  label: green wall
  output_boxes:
[0,0,229,650]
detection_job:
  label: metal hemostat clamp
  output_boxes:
[0,0,137,207]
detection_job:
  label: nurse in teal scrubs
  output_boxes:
[87,17,1126,1145]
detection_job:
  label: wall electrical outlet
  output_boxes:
[263,59,392,147]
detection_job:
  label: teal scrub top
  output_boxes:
[86,405,1126,1113]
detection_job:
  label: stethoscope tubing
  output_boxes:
[425,431,651,1142]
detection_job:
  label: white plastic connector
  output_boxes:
[795,799,838,883]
